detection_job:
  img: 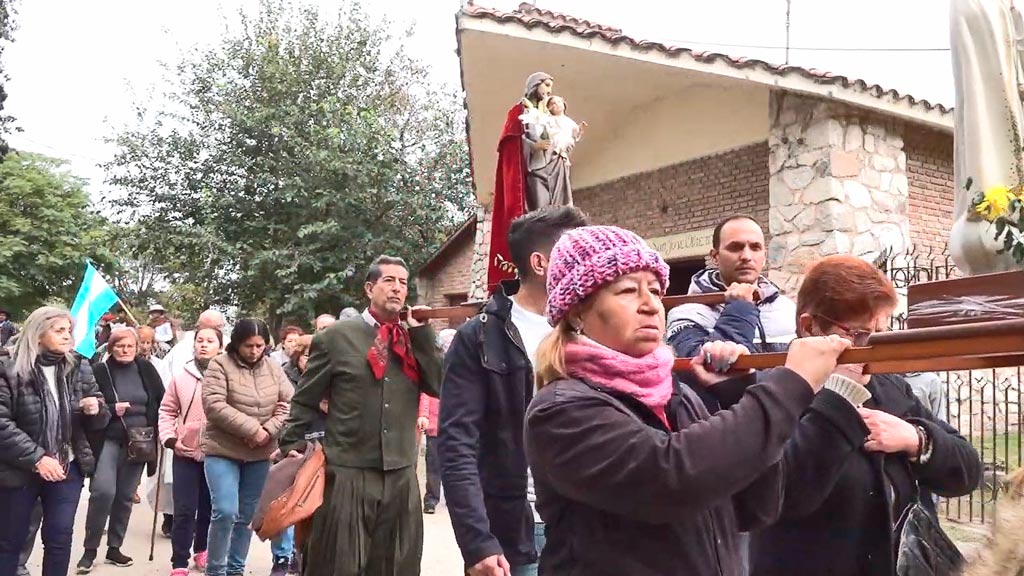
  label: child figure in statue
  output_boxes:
[517,89,580,210]
[545,96,586,164]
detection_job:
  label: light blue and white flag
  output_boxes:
[70,262,120,358]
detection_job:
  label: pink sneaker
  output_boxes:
[170,569,189,576]
[193,551,208,572]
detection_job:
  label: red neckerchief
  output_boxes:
[366,309,420,383]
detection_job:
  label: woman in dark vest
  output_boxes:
[77,328,164,573]
[0,306,110,576]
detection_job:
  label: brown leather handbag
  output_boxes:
[252,442,326,542]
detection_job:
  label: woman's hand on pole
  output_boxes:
[689,341,751,387]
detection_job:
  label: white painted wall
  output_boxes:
[574,85,768,189]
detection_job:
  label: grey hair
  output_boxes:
[12,306,75,382]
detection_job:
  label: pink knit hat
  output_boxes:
[545,226,670,326]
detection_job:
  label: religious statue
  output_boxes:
[486,72,586,290]
[519,94,587,209]
[949,0,1024,274]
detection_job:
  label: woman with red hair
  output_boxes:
[749,255,982,576]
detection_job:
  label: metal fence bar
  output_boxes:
[875,244,1022,525]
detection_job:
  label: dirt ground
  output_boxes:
[22,455,464,576]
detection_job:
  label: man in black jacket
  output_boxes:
[439,206,587,576]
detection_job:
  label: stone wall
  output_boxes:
[467,204,491,300]
[767,91,910,294]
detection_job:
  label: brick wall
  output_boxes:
[905,126,955,256]
[417,227,475,329]
[574,142,770,239]
[419,142,772,305]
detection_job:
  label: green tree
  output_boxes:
[106,0,473,327]
[0,152,111,316]
[0,0,17,158]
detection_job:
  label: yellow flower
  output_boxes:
[975,185,1015,221]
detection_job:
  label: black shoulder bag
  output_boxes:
[895,481,964,575]
[104,363,158,465]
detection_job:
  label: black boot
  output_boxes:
[105,548,134,567]
[161,514,173,537]
[270,555,290,576]
[76,549,97,574]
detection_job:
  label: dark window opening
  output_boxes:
[446,293,469,329]
[666,258,706,297]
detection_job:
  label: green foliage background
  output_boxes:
[103,0,474,328]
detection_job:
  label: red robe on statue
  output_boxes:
[486,102,528,292]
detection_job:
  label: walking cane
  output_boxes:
[149,448,166,562]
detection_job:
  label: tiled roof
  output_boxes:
[461,2,951,116]
[419,214,477,274]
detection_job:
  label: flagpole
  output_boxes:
[113,293,142,327]
[85,259,142,327]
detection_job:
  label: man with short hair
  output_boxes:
[165,309,226,377]
[667,215,797,368]
[314,314,337,333]
[0,309,16,348]
[440,206,588,576]
[280,255,441,576]
[667,215,796,576]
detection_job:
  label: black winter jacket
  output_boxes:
[750,374,982,576]
[438,280,537,569]
[525,367,815,576]
[0,355,111,488]
[89,357,165,476]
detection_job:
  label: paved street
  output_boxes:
[23,455,465,576]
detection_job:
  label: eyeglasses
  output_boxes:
[814,314,874,347]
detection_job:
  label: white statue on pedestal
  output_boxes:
[949,0,1024,274]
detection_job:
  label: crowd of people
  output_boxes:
[0,206,998,576]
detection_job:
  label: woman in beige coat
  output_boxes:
[201,319,293,576]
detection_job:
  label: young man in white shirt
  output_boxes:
[439,206,588,576]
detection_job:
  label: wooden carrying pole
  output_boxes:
[672,319,1024,375]
[409,291,735,321]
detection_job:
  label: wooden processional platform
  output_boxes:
[410,271,1024,375]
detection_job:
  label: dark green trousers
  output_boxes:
[305,465,422,576]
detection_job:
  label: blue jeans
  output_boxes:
[204,456,269,576]
[511,522,546,576]
[0,462,84,576]
[270,526,294,559]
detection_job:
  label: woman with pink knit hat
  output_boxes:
[525,225,852,576]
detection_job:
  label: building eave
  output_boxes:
[458,7,951,129]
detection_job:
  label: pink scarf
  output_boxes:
[564,337,675,423]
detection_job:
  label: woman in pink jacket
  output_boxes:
[158,327,223,576]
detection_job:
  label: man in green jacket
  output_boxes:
[281,255,442,576]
